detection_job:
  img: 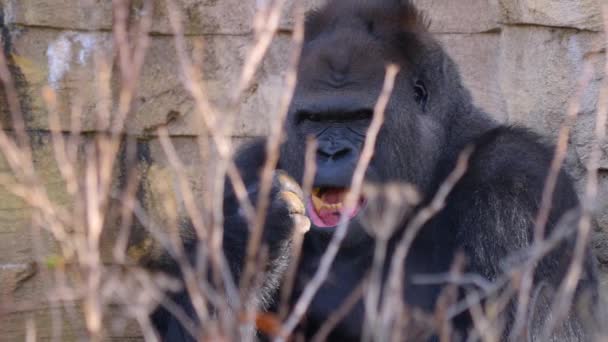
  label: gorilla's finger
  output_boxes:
[274,170,304,199]
[278,190,306,215]
[292,214,311,234]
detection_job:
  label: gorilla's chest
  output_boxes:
[293,252,369,340]
[291,232,453,339]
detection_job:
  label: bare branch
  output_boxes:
[277,64,401,341]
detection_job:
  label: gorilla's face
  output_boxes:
[280,2,450,232]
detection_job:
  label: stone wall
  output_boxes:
[0,0,606,340]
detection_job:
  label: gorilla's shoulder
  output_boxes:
[232,138,267,181]
[234,138,267,166]
[462,125,572,191]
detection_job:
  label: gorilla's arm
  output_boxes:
[151,139,304,341]
[444,126,597,336]
[448,127,579,280]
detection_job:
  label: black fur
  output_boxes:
[151,0,599,340]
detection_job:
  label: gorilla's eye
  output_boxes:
[297,111,322,123]
[351,109,373,121]
[414,80,428,110]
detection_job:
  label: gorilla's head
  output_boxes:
[280,0,474,233]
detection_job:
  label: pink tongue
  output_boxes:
[306,197,363,228]
[317,207,341,227]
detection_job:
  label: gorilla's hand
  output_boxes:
[223,169,310,268]
[264,170,311,238]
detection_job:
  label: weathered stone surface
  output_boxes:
[0,133,80,340]
[4,28,292,136]
[437,33,507,122]
[498,26,605,138]
[3,0,255,35]
[416,0,501,33]
[499,0,604,32]
[5,29,113,132]
[128,136,254,263]
[1,303,86,340]
[0,133,68,266]
[146,0,256,35]
[2,0,111,30]
[142,135,253,214]
[280,0,325,30]
[596,171,608,232]
[498,26,607,234]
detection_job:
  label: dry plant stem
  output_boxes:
[467,292,499,342]
[113,191,232,323]
[157,129,213,322]
[102,0,151,206]
[159,9,284,327]
[73,2,153,337]
[30,205,65,342]
[362,233,390,342]
[158,128,209,242]
[112,140,140,263]
[542,8,608,337]
[435,254,465,342]
[311,278,368,342]
[277,65,401,341]
[162,5,250,317]
[445,208,582,321]
[42,87,79,196]
[279,137,317,319]
[510,63,594,340]
[163,0,256,328]
[236,0,289,98]
[157,132,251,326]
[67,98,83,172]
[0,59,75,265]
[110,0,152,134]
[25,317,36,342]
[83,145,103,340]
[377,145,474,338]
[241,6,304,296]
[0,36,33,164]
[0,39,43,227]
[164,0,257,227]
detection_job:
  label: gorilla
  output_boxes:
[151,0,599,340]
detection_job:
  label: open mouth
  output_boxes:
[306,187,366,228]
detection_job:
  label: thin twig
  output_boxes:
[311,278,368,342]
[510,62,595,341]
[541,7,608,338]
[277,65,400,341]
[279,137,317,319]
[377,145,474,340]
[240,2,305,300]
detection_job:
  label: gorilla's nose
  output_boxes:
[314,141,357,187]
[317,142,353,161]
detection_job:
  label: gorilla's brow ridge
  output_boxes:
[304,0,428,43]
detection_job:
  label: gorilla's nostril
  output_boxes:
[317,149,331,160]
[333,147,351,159]
[317,146,351,160]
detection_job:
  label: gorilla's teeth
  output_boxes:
[311,193,343,212]
[311,193,324,211]
[328,203,343,210]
